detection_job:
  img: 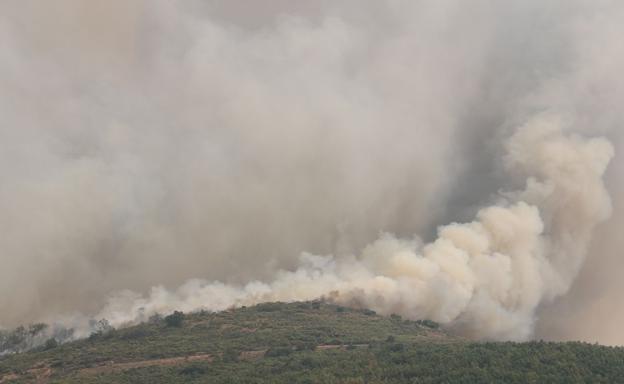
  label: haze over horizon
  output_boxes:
[0,1,623,345]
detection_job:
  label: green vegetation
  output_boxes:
[164,311,185,328]
[1,302,623,383]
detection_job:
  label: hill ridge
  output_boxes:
[2,302,623,383]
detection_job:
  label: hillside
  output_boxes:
[1,302,623,383]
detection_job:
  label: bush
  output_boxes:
[165,311,185,327]
[416,319,440,329]
[300,356,320,369]
[362,309,376,316]
[266,346,293,357]
[256,303,283,312]
[43,338,58,350]
[295,302,306,308]
[121,328,153,340]
[180,363,208,377]
[148,313,163,324]
[28,323,48,336]
[222,348,239,363]
[89,319,114,340]
[294,341,316,351]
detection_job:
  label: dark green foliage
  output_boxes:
[265,346,292,357]
[179,363,208,377]
[222,348,239,363]
[388,342,405,352]
[147,313,162,324]
[43,338,58,350]
[256,302,284,312]
[164,311,185,327]
[119,328,153,340]
[362,309,376,316]
[1,301,624,383]
[416,319,440,329]
[293,341,316,351]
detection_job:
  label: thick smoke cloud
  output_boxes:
[0,1,622,343]
[97,116,613,341]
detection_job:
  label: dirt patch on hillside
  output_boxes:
[315,344,368,351]
[239,349,267,360]
[0,364,52,384]
[1,343,373,382]
[78,353,214,376]
[0,373,20,383]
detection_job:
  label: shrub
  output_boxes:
[256,303,283,312]
[165,311,185,327]
[28,323,48,336]
[121,328,153,340]
[180,363,208,377]
[362,309,376,316]
[294,341,316,351]
[296,302,311,310]
[89,319,114,340]
[43,338,58,350]
[266,347,293,357]
[222,348,239,363]
[416,319,440,329]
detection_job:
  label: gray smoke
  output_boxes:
[0,1,622,343]
[96,115,613,341]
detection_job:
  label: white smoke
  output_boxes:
[0,1,622,343]
[97,115,613,340]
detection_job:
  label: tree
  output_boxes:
[89,319,114,340]
[165,311,185,327]
[43,338,58,350]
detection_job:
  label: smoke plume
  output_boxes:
[96,115,613,341]
[0,0,622,343]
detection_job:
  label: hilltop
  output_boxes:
[1,302,623,383]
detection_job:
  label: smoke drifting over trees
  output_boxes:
[0,1,622,344]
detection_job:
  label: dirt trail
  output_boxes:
[0,354,214,383]
[78,353,214,375]
[0,373,19,383]
[315,344,369,351]
[0,344,370,382]
[0,364,52,384]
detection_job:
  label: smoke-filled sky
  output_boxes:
[0,1,622,344]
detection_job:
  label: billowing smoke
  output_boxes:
[97,115,613,341]
[0,1,622,343]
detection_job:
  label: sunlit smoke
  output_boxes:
[0,0,622,346]
[96,115,613,341]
